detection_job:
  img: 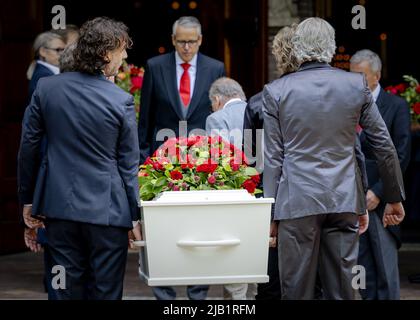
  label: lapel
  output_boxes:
[186,53,209,119]
[162,52,185,120]
[375,88,388,114]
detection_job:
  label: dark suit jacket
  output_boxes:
[360,87,411,247]
[18,72,140,229]
[138,52,226,163]
[29,62,55,99]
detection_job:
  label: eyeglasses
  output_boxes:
[44,47,65,54]
[175,40,199,48]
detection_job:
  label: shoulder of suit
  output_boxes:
[197,53,225,69]
[38,72,132,102]
[380,89,409,108]
[33,63,54,76]
[147,52,173,67]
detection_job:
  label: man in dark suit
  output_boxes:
[264,18,406,300]
[138,16,225,300]
[138,16,226,164]
[18,17,141,300]
[28,31,66,99]
[350,49,411,300]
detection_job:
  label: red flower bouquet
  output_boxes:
[115,60,144,120]
[385,75,420,125]
[138,135,262,201]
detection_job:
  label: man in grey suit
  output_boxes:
[263,17,406,300]
[206,77,247,149]
[206,77,257,300]
[18,17,141,299]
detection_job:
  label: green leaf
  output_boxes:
[244,167,258,176]
[155,176,168,188]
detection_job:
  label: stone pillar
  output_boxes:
[267,0,313,81]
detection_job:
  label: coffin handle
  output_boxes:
[177,239,240,247]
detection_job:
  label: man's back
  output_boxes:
[264,62,369,220]
[206,100,247,148]
[20,71,139,228]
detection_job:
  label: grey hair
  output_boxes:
[209,77,246,102]
[172,16,202,36]
[350,49,382,73]
[33,31,65,59]
[292,17,336,64]
[59,43,76,72]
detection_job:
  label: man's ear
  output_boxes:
[171,35,176,47]
[103,51,111,64]
[376,71,381,83]
[197,35,203,47]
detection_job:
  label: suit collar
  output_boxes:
[298,61,330,72]
[376,87,388,110]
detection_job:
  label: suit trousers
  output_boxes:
[277,213,359,300]
[358,211,400,299]
[45,218,129,300]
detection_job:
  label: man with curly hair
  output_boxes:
[18,17,141,300]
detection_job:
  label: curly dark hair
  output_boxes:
[73,17,132,74]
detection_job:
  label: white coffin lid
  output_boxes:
[141,189,274,207]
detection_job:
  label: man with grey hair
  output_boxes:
[350,49,411,300]
[206,77,257,299]
[138,16,225,300]
[28,31,66,98]
[263,17,406,299]
[206,77,247,149]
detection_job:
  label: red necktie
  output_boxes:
[180,63,191,107]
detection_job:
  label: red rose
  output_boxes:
[144,157,153,165]
[413,102,420,115]
[242,179,256,194]
[251,175,260,184]
[130,76,143,93]
[181,163,194,169]
[170,170,183,180]
[416,85,420,94]
[229,159,240,171]
[207,175,216,185]
[152,161,164,171]
[196,163,218,173]
[395,83,407,94]
[163,137,178,148]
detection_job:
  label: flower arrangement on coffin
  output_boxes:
[115,60,144,120]
[138,135,262,201]
[385,75,420,126]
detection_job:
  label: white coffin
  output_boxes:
[137,189,274,286]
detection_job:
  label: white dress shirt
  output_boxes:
[222,98,243,109]
[372,83,381,102]
[37,60,60,75]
